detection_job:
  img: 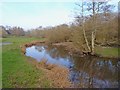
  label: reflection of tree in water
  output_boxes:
[71,56,119,88]
[44,45,69,59]
[35,45,45,52]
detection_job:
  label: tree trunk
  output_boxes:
[83,25,91,52]
[91,0,95,55]
[82,0,91,52]
[91,31,95,55]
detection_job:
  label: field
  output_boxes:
[2,37,51,88]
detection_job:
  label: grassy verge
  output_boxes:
[2,36,51,88]
[0,43,2,88]
[95,46,119,58]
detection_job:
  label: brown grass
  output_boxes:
[20,45,26,54]
[30,58,72,88]
[20,40,46,54]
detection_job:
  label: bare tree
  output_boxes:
[75,0,114,54]
[9,26,25,36]
[0,26,8,38]
[75,1,91,52]
[82,0,91,52]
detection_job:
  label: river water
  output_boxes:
[0,42,12,46]
[25,45,119,88]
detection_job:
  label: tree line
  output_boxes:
[0,26,25,37]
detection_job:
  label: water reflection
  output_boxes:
[26,45,73,67]
[26,45,119,88]
[70,56,118,88]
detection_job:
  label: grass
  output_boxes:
[95,46,119,58]
[0,44,2,88]
[2,36,51,88]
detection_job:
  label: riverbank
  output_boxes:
[28,58,72,88]
[52,42,119,59]
[2,36,72,88]
[21,39,119,59]
[19,38,72,88]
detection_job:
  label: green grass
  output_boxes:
[0,45,2,88]
[2,36,51,88]
[95,46,119,58]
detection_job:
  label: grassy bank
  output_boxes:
[0,41,2,88]
[2,36,51,88]
[95,46,119,58]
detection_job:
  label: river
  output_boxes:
[0,42,12,46]
[25,45,119,88]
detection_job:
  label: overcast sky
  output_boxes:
[0,0,119,30]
